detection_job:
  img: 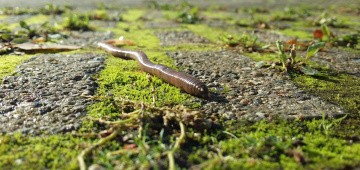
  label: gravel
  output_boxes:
[0,53,105,135]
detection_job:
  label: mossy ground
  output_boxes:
[0,3,360,170]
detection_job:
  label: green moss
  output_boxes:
[0,15,6,20]
[0,54,32,82]
[93,52,189,108]
[333,14,360,29]
[191,119,360,170]
[292,73,360,114]
[278,29,312,39]
[26,14,49,24]
[122,9,145,22]
[63,13,92,31]
[0,133,87,169]
[186,24,228,43]
[104,24,160,50]
[162,11,180,21]
[5,15,50,30]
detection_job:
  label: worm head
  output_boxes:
[197,85,210,99]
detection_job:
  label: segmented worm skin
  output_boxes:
[98,42,209,98]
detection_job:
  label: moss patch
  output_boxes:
[189,118,360,170]
[26,14,49,24]
[6,14,50,30]
[0,55,32,82]
[292,72,360,114]
[93,54,190,107]
[122,9,145,22]
[0,133,86,169]
[278,29,312,39]
[186,24,228,43]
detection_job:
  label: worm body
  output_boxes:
[98,42,209,98]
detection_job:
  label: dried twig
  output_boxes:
[77,116,138,170]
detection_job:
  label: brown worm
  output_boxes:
[98,42,209,98]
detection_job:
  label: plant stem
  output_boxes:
[167,121,186,170]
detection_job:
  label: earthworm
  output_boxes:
[98,42,209,98]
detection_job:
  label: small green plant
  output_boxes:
[39,4,68,15]
[19,20,37,38]
[0,28,13,43]
[275,41,325,75]
[177,6,200,24]
[276,41,288,71]
[313,12,348,28]
[220,33,260,52]
[305,42,325,62]
[321,24,332,40]
[175,2,201,24]
[17,20,60,42]
[319,113,347,135]
[64,14,92,31]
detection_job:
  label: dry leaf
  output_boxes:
[14,43,80,54]
[313,29,323,39]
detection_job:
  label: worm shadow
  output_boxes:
[206,92,229,103]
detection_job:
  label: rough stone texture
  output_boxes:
[155,31,210,46]
[251,30,292,44]
[145,21,180,29]
[59,31,114,47]
[313,49,360,77]
[167,50,345,121]
[0,53,105,135]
